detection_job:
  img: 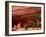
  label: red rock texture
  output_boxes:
[12,6,41,31]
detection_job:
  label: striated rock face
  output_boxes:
[12,6,41,16]
[12,6,41,31]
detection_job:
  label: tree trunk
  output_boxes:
[37,19,39,27]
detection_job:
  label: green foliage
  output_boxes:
[32,14,41,19]
[31,14,41,27]
[32,21,37,27]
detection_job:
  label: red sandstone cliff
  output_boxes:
[12,6,41,31]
